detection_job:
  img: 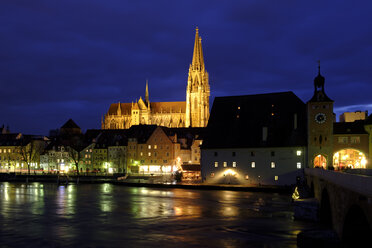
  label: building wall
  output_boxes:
[340,111,368,122]
[201,147,306,186]
[333,134,369,158]
[307,101,334,168]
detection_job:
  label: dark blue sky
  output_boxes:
[1,0,372,135]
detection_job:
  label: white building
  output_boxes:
[201,92,307,186]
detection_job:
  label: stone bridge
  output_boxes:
[305,168,372,246]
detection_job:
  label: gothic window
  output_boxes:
[110,120,116,129]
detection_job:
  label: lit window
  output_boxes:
[3,149,6,153]
[148,152,151,156]
[297,162,301,169]
[214,162,218,167]
[232,162,237,167]
[154,145,157,149]
[351,137,360,144]
[223,162,227,167]
[140,152,143,156]
[57,159,60,163]
[275,176,279,181]
[148,145,151,149]
[271,162,275,168]
[245,175,249,180]
[238,106,240,109]
[0,150,2,153]
[338,137,348,144]
[251,162,255,168]
[210,173,215,178]
[296,150,302,156]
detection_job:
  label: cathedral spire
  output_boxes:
[145,79,149,104]
[191,27,205,71]
[117,101,122,115]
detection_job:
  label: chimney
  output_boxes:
[262,127,268,142]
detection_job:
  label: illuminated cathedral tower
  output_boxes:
[185,27,210,127]
[102,28,210,129]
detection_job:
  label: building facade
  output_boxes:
[201,91,307,186]
[102,28,210,129]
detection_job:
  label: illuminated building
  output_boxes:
[102,27,210,129]
[339,111,368,122]
[306,64,334,169]
[201,92,307,185]
[126,125,203,177]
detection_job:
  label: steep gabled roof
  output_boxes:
[333,121,368,135]
[127,125,158,144]
[202,91,307,149]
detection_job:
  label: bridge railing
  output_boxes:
[305,168,372,198]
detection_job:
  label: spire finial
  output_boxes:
[191,27,205,71]
[317,60,321,74]
[145,79,149,104]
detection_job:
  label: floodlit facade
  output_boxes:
[201,92,307,186]
[102,28,210,129]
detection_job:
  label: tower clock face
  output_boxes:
[315,113,326,124]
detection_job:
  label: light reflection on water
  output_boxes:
[0,182,320,247]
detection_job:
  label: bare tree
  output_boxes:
[18,136,44,178]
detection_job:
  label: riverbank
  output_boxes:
[0,173,293,193]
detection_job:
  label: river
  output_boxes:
[0,182,320,247]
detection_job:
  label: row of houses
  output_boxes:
[0,121,203,181]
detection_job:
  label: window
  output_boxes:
[297,162,301,169]
[154,145,157,149]
[245,175,249,180]
[148,152,151,156]
[275,176,279,181]
[223,162,227,167]
[271,162,275,168]
[232,152,236,157]
[232,162,237,167]
[210,173,215,178]
[271,151,275,156]
[140,152,143,156]
[338,137,348,144]
[251,162,255,168]
[166,152,169,157]
[148,145,151,149]
[351,137,360,144]
[296,150,302,156]
[214,152,218,157]
[251,151,255,157]
[214,162,218,168]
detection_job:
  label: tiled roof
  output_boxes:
[202,91,307,149]
[107,101,186,115]
[333,121,368,134]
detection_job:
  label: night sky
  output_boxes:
[1,0,372,135]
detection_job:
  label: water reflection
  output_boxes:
[100,183,114,212]
[0,183,321,247]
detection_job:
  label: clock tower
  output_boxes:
[307,64,334,169]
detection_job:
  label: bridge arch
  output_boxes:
[313,154,327,169]
[333,148,367,170]
[342,205,371,246]
[319,188,332,227]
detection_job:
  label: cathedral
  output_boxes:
[102,28,210,129]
